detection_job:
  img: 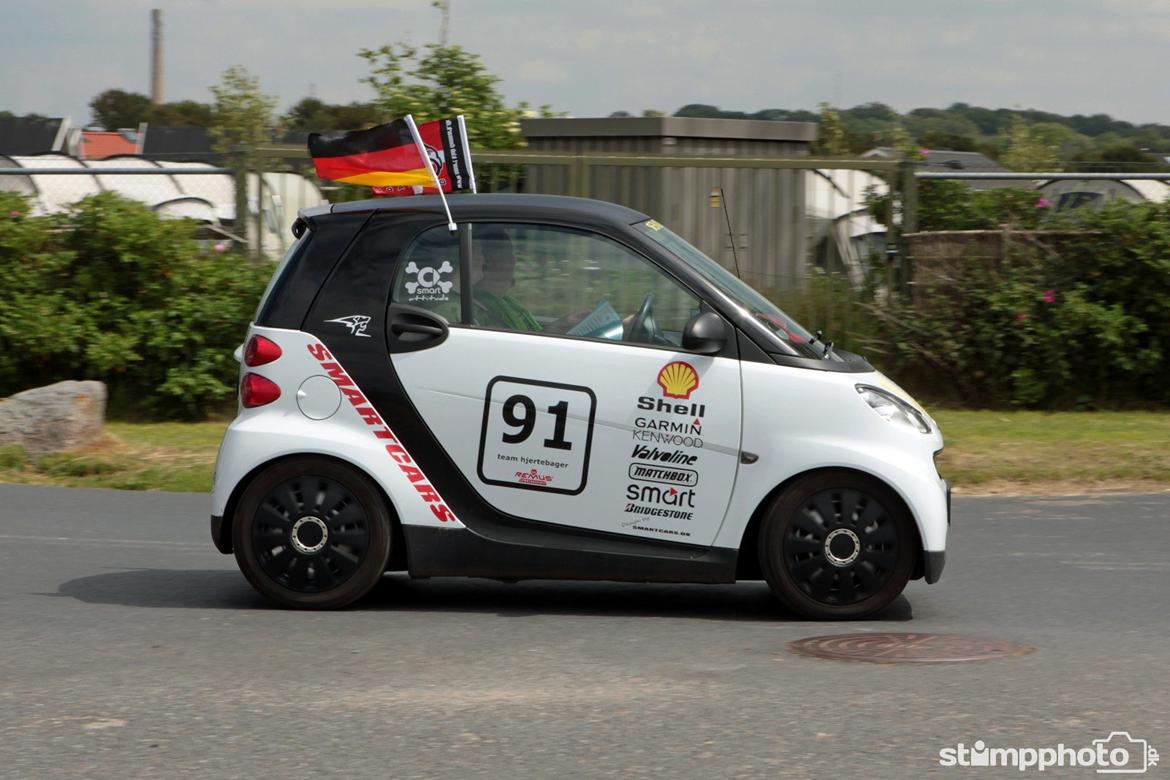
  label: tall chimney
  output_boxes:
[150,9,164,104]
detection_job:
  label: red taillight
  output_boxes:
[241,373,281,408]
[244,335,282,367]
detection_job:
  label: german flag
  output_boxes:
[308,118,435,188]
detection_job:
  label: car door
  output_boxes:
[387,221,743,547]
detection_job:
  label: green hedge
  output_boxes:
[849,195,1170,408]
[0,192,270,419]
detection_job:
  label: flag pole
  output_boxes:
[406,114,457,232]
[457,115,477,194]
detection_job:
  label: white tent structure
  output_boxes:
[806,168,889,286]
[0,154,326,258]
[1039,178,1170,211]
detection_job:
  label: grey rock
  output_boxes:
[0,380,106,455]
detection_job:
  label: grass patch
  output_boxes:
[0,413,1168,494]
[934,410,1170,489]
[0,421,227,492]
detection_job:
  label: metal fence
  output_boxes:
[254,145,906,296]
[0,152,328,259]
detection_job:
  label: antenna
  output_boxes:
[435,0,450,45]
[718,186,742,279]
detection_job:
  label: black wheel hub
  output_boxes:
[783,488,899,605]
[251,476,371,593]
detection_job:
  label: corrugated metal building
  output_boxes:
[520,117,817,291]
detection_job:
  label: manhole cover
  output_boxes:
[788,633,1034,664]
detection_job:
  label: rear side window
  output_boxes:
[253,236,304,321]
[390,225,462,323]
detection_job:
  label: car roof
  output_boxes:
[301,193,650,229]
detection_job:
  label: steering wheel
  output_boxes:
[628,293,658,343]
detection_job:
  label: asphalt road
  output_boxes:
[1,485,1167,779]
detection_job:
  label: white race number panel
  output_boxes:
[477,377,596,495]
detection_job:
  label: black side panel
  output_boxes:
[256,211,369,330]
[304,213,443,348]
[404,527,738,583]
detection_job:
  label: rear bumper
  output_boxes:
[210,514,232,554]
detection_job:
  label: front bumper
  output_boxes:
[922,480,950,584]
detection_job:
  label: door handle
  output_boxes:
[386,304,450,353]
[391,321,444,337]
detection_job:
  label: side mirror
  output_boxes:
[682,311,727,355]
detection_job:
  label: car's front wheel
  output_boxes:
[232,457,391,609]
[758,470,915,620]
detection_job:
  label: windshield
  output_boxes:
[635,219,827,359]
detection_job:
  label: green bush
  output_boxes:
[0,192,271,418]
[874,200,1170,408]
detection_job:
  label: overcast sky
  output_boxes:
[4,0,1169,127]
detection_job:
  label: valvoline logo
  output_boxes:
[657,362,699,400]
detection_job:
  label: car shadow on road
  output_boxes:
[53,568,912,622]
[54,568,269,610]
[361,575,913,623]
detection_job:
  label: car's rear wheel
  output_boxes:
[758,470,915,620]
[232,457,391,609]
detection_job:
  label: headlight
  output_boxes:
[855,385,931,434]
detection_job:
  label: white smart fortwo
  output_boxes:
[211,193,949,619]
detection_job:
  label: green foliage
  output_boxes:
[88,89,214,129]
[1001,115,1063,172]
[209,66,278,154]
[359,43,535,149]
[0,192,270,418]
[873,201,1170,408]
[89,89,154,130]
[916,180,1047,231]
[283,97,380,131]
[811,103,850,156]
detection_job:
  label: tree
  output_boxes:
[208,66,278,154]
[358,43,532,149]
[149,100,214,127]
[811,102,850,155]
[89,89,153,130]
[283,97,380,131]
[1001,115,1062,172]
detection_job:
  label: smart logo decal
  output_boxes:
[657,361,699,400]
[306,342,458,524]
[403,260,454,302]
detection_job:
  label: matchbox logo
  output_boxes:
[657,361,699,400]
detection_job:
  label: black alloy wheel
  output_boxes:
[233,457,391,609]
[759,470,915,620]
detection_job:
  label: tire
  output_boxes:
[232,457,392,610]
[758,470,916,620]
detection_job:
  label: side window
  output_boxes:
[470,223,702,347]
[390,225,462,322]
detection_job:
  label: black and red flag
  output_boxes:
[371,116,477,197]
[308,118,435,189]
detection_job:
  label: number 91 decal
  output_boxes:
[477,376,596,494]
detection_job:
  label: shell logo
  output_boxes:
[657,361,700,400]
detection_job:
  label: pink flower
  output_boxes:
[212,242,227,254]
[1016,313,1029,322]
[1042,289,1056,304]
[8,210,21,218]
[919,148,930,158]
[1035,197,1051,209]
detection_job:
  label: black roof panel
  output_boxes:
[326,192,649,227]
